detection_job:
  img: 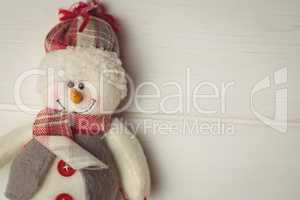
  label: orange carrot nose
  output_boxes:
[70,88,83,104]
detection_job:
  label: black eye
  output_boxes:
[67,81,75,88]
[78,82,85,90]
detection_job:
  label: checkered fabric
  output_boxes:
[33,108,112,138]
[45,0,120,54]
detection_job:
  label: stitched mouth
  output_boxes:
[56,98,97,113]
[56,99,66,110]
[75,99,97,114]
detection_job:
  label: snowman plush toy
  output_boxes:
[0,1,151,200]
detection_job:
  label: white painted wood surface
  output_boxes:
[0,0,300,200]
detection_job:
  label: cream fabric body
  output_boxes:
[0,118,150,200]
[31,158,87,200]
[0,125,32,168]
[0,44,150,200]
[0,128,87,200]
[35,136,108,170]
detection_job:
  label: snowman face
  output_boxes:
[44,76,125,115]
[62,80,98,114]
[39,48,127,115]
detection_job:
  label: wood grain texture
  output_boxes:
[0,0,299,199]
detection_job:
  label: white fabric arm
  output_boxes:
[0,125,33,168]
[104,118,151,200]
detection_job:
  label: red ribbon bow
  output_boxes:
[58,0,119,32]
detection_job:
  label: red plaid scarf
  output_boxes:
[33,108,111,138]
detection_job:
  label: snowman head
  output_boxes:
[38,47,127,115]
[38,10,127,115]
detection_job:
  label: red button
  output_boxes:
[57,160,76,177]
[55,193,73,200]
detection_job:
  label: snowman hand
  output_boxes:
[119,188,148,200]
[119,187,129,200]
[105,119,151,200]
[0,125,32,168]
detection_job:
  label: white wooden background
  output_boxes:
[0,0,300,199]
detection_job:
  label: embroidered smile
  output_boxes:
[56,98,97,113]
